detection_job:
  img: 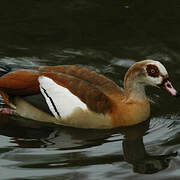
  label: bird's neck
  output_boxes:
[124,73,147,102]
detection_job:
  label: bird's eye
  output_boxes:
[146,64,159,77]
[150,69,155,74]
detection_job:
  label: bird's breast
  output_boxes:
[109,99,150,127]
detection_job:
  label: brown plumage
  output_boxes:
[0,60,178,129]
[0,67,113,114]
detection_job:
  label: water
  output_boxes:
[0,1,180,179]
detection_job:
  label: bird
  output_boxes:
[0,60,178,129]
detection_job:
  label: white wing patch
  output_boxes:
[38,76,88,119]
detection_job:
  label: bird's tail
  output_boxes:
[0,65,11,77]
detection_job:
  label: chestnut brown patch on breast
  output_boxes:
[146,64,159,77]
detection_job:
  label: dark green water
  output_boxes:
[0,1,180,179]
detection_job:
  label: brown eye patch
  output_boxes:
[146,64,159,77]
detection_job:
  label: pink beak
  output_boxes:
[161,79,179,97]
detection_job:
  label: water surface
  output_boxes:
[0,1,180,179]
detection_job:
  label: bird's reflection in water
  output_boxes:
[0,114,177,174]
[121,121,177,174]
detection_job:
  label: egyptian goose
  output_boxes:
[0,60,178,129]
